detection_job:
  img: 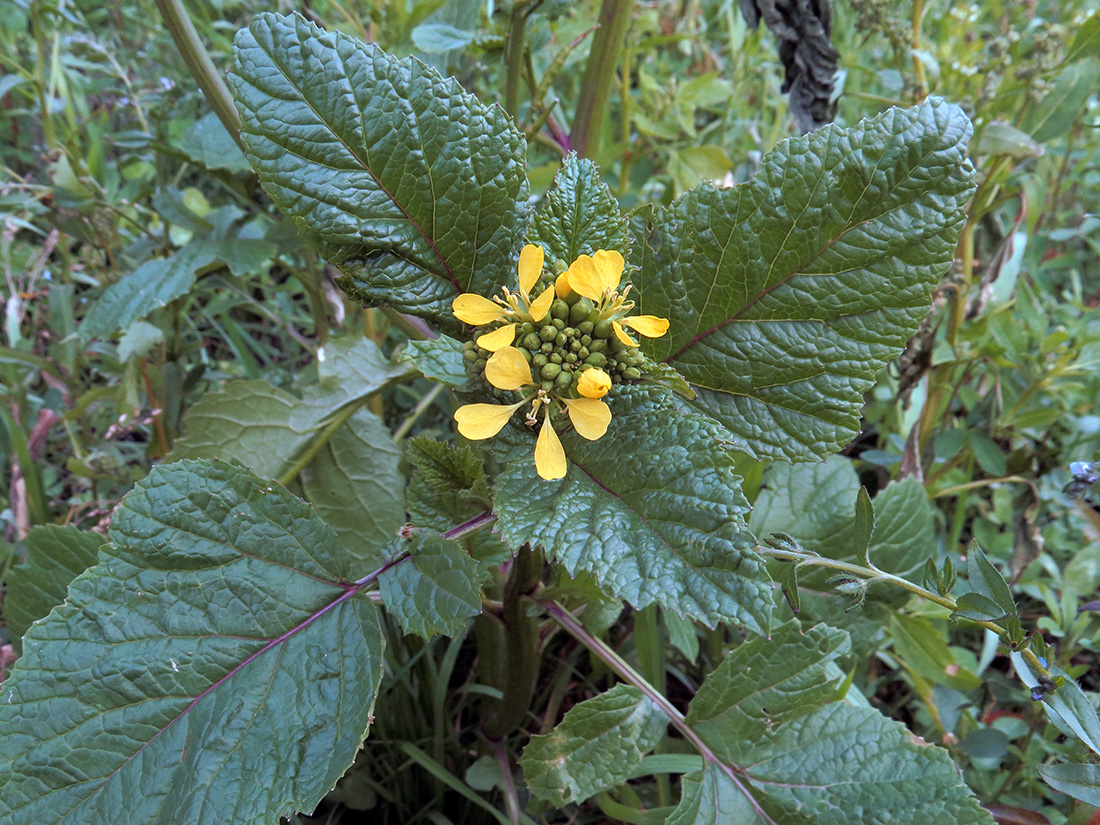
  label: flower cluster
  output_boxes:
[452,244,669,480]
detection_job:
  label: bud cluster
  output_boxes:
[462,292,646,396]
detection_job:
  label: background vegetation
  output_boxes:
[1,0,1098,823]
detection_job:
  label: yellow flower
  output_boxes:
[577,368,611,399]
[452,244,555,352]
[454,346,611,481]
[561,250,670,348]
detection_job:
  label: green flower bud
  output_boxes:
[578,346,589,358]
[584,352,607,368]
[593,319,614,339]
[623,367,642,379]
[555,331,568,347]
[473,358,487,370]
[578,321,594,335]
[541,362,562,379]
[570,298,594,324]
[589,339,607,353]
[565,352,578,363]
[551,317,566,330]
[555,371,574,391]
[523,332,542,350]
[539,325,558,342]
[520,322,536,335]
[532,354,549,368]
[550,299,570,320]
[463,350,478,362]
[570,340,581,352]
[541,379,555,391]
[550,352,563,364]
[520,348,533,363]
[541,342,554,353]
[552,258,568,274]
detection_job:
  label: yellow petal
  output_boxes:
[577,367,612,399]
[518,244,544,297]
[535,416,567,480]
[455,402,522,440]
[555,272,572,299]
[527,285,555,323]
[485,346,533,390]
[477,323,517,352]
[592,249,625,293]
[453,293,507,325]
[563,397,611,440]
[565,255,607,302]
[612,321,639,348]
[620,314,670,338]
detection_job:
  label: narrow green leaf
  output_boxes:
[520,684,667,805]
[853,487,874,566]
[0,460,385,825]
[667,764,757,825]
[1037,763,1100,807]
[378,532,481,638]
[686,621,850,762]
[954,591,1010,622]
[742,704,996,824]
[965,541,1017,619]
[890,613,983,691]
[229,12,529,327]
[5,525,105,646]
[1011,653,1100,754]
[530,152,631,264]
[402,334,468,386]
[631,99,975,461]
[1064,14,1100,63]
[493,384,772,632]
[1021,60,1098,143]
[301,407,404,571]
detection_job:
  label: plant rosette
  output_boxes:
[452,243,670,480]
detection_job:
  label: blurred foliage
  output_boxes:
[1,0,1098,823]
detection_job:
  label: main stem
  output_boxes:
[570,0,633,158]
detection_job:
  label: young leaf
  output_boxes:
[666,764,758,825]
[741,704,995,824]
[964,540,1017,620]
[686,620,850,762]
[631,98,975,461]
[493,384,772,633]
[520,684,666,805]
[5,525,105,647]
[530,152,631,264]
[853,487,874,566]
[407,437,489,498]
[228,12,529,327]
[378,532,482,638]
[1011,652,1100,754]
[1037,763,1100,807]
[0,460,385,825]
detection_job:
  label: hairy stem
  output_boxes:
[539,599,778,825]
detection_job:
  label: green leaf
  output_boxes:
[180,111,252,172]
[229,12,529,327]
[378,531,481,638]
[301,407,404,571]
[853,487,874,566]
[520,684,667,805]
[530,152,631,264]
[411,22,475,54]
[493,384,772,632]
[631,99,975,461]
[116,319,164,362]
[741,704,995,825]
[865,479,936,577]
[889,613,983,691]
[1011,653,1100,754]
[1022,60,1099,144]
[664,610,700,663]
[975,121,1044,159]
[686,621,850,762]
[407,436,489,498]
[79,239,276,342]
[1037,763,1100,807]
[964,541,1017,619]
[402,334,468,386]
[0,460,385,825]
[5,525,105,647]
[750,456,859,555]
[1064,14,1100,63]
[667,764,758,825]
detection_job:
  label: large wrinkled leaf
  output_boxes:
[377,532,481,638]
[229,12,529,327]
[0,461,385,825]
[5,525,105,647]
[493,384,772,632]
[301,407,404,571]
[686,621,850,761]
[631,99,974,461]
[742,704,995,824]
[520,685,666,805]
[401,334,468,386]
[530,152,631,264]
